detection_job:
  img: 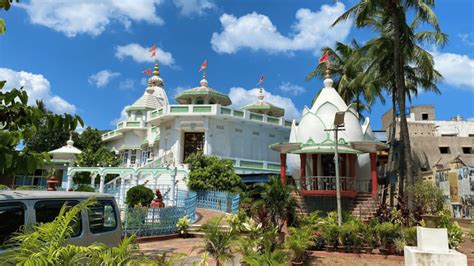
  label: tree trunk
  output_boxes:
[389,0,414,210]
[388,90,397,207]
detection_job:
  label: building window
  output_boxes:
[122,151,129,165]
[252,131,260,136]
[235,128,242,133]
[469,134,474,137]
[269,134,275,138]
[216,125,224,130]
[439,147,450,154]
[421,113,429,120]
[463,147,473,154]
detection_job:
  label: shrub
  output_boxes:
[125,185,154,207]
[15,185,37,190]
[375,222,401,248]
[286,227,314,262]
[0,184,9,190]
[185,152,242,192]
[437,207,464,249]
[410,181,444,215]
[75,184,95,192]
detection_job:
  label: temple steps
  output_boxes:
[290,191,308,217]
[349,192,377,222]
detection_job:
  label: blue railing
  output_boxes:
[122,190,196,237]
[195,190,240,213]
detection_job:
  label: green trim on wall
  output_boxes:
[126,121,140,127]
[285,121,292,127]
[240,160,264,169]
[220,107,231,115]
[250,113,263,121]
[170,106,189,113]
[193,106,212,113]
[267,117,279,124]
[267,163,281,170]
[233,110,244,117]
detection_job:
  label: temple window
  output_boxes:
[209,98,216,104]
[196,97,204,104]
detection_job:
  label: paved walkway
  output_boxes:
[193,208,227,225]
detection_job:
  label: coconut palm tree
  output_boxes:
[334,0,446,210]
[306,40,385,119]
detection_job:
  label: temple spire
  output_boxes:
[153,63,160,76]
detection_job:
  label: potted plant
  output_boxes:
[286,227,314,265]
[176,216,190,238]
[411,182,444,227]
[376,222,400,255]
[321,224,339,251]
[338,222,353,252]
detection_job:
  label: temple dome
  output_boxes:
[240,88,285,117]
[292,77,364,145]
[175,74,232,106]
[127,64,168,111]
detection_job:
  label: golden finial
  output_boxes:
[153,63,160,76]
[325,61,331,79]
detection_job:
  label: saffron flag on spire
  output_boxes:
[258,74,264,85]
[319,51,329,64]
[149,44,157,58]
[143,69,152,75]
[199,60,207,72]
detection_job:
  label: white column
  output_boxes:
[154,174,159,190]
[99,174,105,193]
[90,173,97,187]
[66,173,74,191]
[135,173,139,186]
[203,129,210,155]
[119,175,126,207]
[170,168,177,206]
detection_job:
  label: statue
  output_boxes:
[150,188,165,208]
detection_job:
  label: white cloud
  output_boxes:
[119,79,136,90]
[228,87,301,120]
[20,0,164,37]
[174,86,189,96]
[111,105,130,126]
[115,43,175,66]
[278,81,306,96]
[0,68,76,113]
[210,2,351,55]
[459,33,474,47]
[173,0,215,16]
[432,51,474,89]
[88,70,120,88]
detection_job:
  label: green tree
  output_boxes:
[0,0,18,35]
[307,40,384,118]
[74,127,121,184]
[334,0,446,209]
[185,152,242,192]
[0,82,83,176]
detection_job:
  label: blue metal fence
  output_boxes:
[122,190,196,237]
[196,190,240,213]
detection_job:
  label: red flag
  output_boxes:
[199,60,207,72]
[148,44,157,53]
[319,51,329,64]
[143,69,152,75]
[258,74,264,85]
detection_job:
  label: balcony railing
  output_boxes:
[295,176,354,192]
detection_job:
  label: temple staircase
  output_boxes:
[350,192,377,222]
[290,191,308,218]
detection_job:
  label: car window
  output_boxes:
[88,200,117,234]
[0,202,25,248]
[34,200,82,237]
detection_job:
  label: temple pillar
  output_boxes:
[119,175,126,207]
[280,153,287,186]
[90,173,97,187]
[300,154,306,190]
[66,173,74,191]
[370,153,378,197]
[99,174,105,193]
[341,154,347,177]
[312,154,318,189]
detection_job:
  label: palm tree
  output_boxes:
[200,217,237,266]
[306,40,385,118]
[334,0,446,210]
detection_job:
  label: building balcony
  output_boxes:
[116,120,147,132]
[294,176,357,198]
[102,130,123,141]
[147,104,292,128]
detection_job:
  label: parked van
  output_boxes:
[0,191,122,250]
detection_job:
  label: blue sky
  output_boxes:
[1,0,473,131]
